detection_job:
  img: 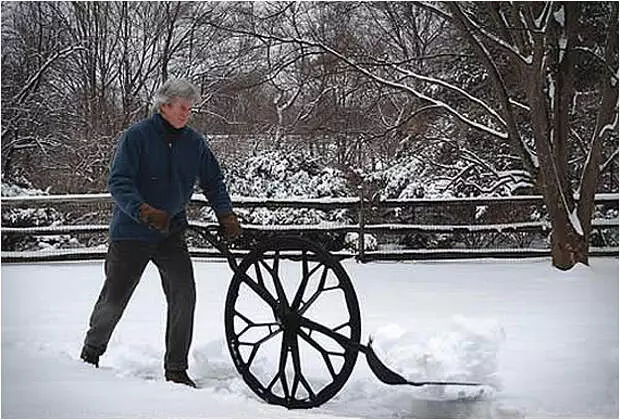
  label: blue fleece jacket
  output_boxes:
[108,113,232,242]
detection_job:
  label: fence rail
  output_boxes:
[2,192,618,263]
[3,192,618,208]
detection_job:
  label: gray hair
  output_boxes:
[150,78,200,114]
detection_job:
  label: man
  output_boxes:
[80,79,241,388]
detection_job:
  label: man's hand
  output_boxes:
[217,212,242,241]
[139,203,170,233]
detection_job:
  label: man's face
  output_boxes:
[160,98,194,129]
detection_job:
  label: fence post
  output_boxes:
[358,184,365,262]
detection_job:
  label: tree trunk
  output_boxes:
[549,3,587,269]
[549,202,588,270]
[576,2,619,261]
[525,3,591,270]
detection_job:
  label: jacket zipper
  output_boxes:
[167,141,173,182]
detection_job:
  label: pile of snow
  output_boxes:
[371,317,504,391]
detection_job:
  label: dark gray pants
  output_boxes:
[84,233,196,371]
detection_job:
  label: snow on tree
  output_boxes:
[210,148,356,250]
[434,2,619,269]
[226,2,617,269]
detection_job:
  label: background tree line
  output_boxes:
[1,1,618,268]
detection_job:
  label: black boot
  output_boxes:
[165,370,197,388]
[80,346,100,368]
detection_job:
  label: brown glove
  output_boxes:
[139,203,170,233]
[217,212,241,241]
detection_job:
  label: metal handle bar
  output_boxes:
[192,226,240,271]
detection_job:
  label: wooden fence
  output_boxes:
[1,192,618,262]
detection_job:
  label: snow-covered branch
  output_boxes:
[600,148,619,173]
[307,41,509,139]
[12,45,86,105]
[298,87,336,122]
[508,99,530,112]
[531,2,554,30]
[393,65,507,128]
[571,47,616,80]
[452,3,533,65]
[207,21,509,140]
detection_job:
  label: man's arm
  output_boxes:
[197,139,233,215]
[108,131,145,222]
[197,138,240,240]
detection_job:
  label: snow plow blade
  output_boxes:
[363,337,487,388]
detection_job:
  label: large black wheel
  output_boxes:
[224,236,361,408]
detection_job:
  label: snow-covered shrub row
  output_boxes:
[1,179,49,197]
[221,150,353,226]
[591,205,619,247]
[2,207,63,227]
[193,149,356,250]
[1,178,86,251]
[225,150,348,199]
[363,158,447,200]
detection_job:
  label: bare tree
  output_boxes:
[436,2,618,269]
[1,2,85,175]
[210,1,617,269]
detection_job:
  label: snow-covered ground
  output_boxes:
[2,257,618,418]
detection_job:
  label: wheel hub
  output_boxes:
[276,301,301,334]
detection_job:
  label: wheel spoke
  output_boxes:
[272,250,287,304]
[267,373,279,392]
[298,265,328,316]
[234,310,279,337]
[289,332,319,402]
[237,326,282,367]
[278,331,291,400]
[291,251,323,311]
[298,315,355,351]
[289,335,302,399]
[254,261,265,289]
[298,328,341,379]
[243,342,260,368]
[236,270,278,308]
[291,250,309,311]
[259,252,288,306]
[299,374,317,401]
[333,321,351,333]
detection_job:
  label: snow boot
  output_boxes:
[80,345,100,368]
[165,370,197,388]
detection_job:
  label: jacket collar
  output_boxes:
[152,113,186,140]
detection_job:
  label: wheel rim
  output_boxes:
[224,236,361,408]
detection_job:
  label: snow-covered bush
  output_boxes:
[1,178,86,251]
[225,150,349,200]
[590,205,619,247]
[364,158,435,200]
[221,149,353,226]
[2,207,63,227]
[209,148,355,250]
[399,232,455,250]
[1,178,50,197]
[362,157,464,250]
